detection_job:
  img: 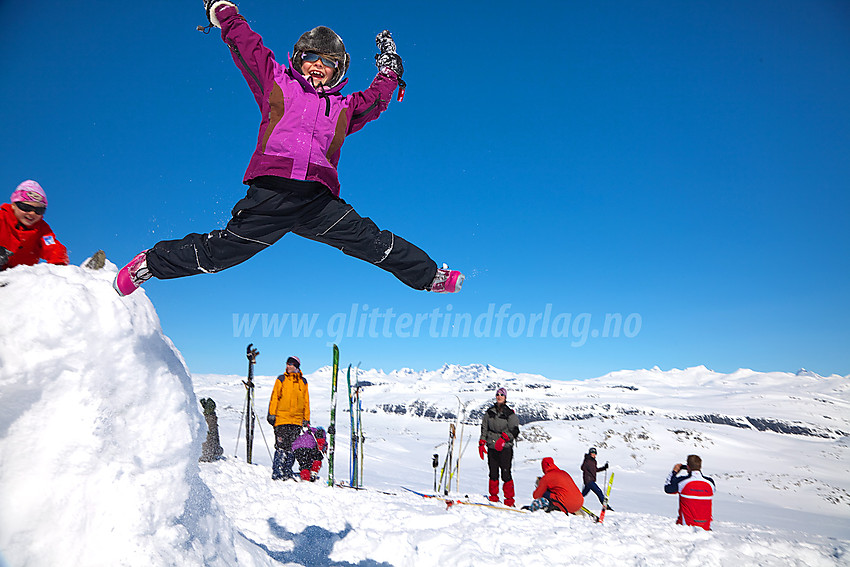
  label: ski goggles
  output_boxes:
[14,202,46,215]
[301,52,339,69]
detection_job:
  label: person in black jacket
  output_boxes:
[479,387,520,506]
[581,447,612,510]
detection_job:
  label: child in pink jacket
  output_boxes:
[115,1,462,297]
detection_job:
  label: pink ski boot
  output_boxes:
[428,263,464,293]
[113,251,152,296]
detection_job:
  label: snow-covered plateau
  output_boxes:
[1,264,848,566]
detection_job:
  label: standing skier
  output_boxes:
[1,180,68,271]
[267,356,310,480]
[580,447,612,510]
[664,454,715,530]
[479,387,520,506]
[113,0,463,297]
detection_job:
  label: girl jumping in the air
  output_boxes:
[114,0,463,296]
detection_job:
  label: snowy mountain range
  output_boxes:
[1,263,848,566]
[320,363,849,439]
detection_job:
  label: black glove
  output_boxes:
[0,246,11,270]
[267,414,276,427]
[204,0,237,28]
[375,30,404,79]
[376,53,404,79]
[327,424,335,435]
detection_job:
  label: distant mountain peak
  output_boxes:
[795,368,821,378]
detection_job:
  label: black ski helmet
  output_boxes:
[292,26,350,88]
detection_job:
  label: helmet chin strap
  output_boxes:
[302,72,324,88]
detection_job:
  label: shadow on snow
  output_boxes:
[242,519,393,566]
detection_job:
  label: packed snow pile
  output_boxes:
[0,263,269,566]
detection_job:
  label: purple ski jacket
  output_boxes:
[291,427,323,450]
[217,6,399,196]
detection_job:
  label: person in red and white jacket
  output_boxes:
[664,454,715,530]
[0,180,68,270]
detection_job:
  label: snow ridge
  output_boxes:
[0,264,261,566]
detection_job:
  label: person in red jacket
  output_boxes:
[526,457,584,514]
[0,180,68,270]
[664,454,715,530]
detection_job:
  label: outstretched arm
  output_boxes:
[664,466,686,494]
[345,30,407,134]
[346,71,398,135]
[204,1,277,108]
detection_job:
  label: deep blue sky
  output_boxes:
[3,1,849,380]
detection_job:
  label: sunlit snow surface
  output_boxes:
[1,263,847,566]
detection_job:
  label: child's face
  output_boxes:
[301,55,335,87]
[12,201,45,228]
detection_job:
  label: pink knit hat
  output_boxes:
[11,180,48,206]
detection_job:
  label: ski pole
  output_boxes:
[245,343,260,464]
[252,408,274,462]
[432,454,439,492]
[328,345,339,486]
[234,391,247,458]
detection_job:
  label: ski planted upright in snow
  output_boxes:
[328,344,339,487]
[354,362,366,486]
[244,343,259,464]
[346,364,358,488]
[438,422,456,495]
[598,472,615,523]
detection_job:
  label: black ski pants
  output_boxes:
[487,446,513,482]
[146,177,438,290]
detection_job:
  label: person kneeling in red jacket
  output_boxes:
[526,457,584,514]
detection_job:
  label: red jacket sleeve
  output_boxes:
[532,475,550,500]
[39,232,68,265]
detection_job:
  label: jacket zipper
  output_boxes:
[230,43,264,95]
[319,86,331,116]
[352,99,381,121]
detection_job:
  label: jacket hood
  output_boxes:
[279,371,305,382]
[487,403,514,417]
[541,457,557,473]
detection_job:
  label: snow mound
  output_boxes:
[0,264,258,566]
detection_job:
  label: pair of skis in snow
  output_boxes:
[347,362,364,488]
[437,396,471,495]
[327,344,365,488]
[401,486,528,513]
